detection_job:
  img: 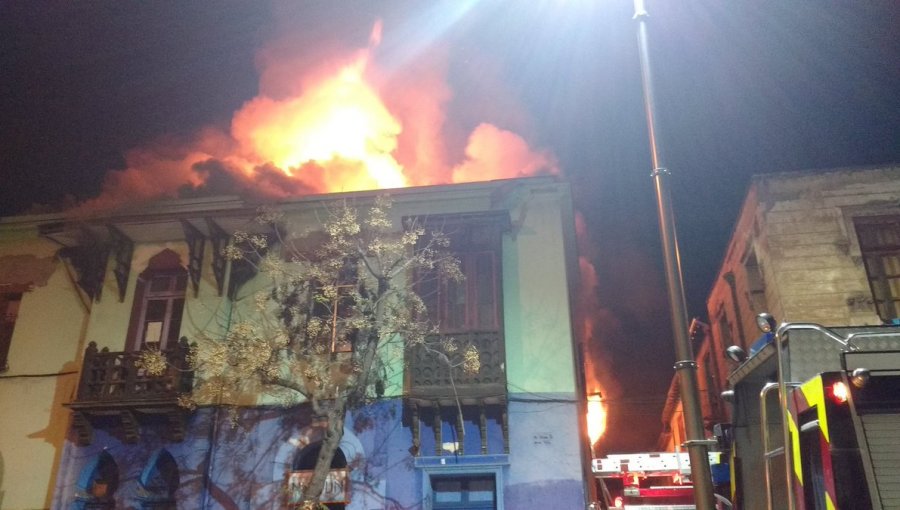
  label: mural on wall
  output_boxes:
[56,402,423,510]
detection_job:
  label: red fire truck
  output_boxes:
[723,315,900,509]
[591,452,726,509]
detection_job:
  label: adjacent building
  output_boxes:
[0,176,593,509]
[659,165,900,449]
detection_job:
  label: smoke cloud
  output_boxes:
[72,20,556,215]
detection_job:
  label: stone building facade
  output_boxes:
[660,165,900,447]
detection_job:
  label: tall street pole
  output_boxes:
[632,1,717,509]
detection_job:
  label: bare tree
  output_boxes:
[145,196,477,508]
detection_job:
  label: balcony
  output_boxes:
[66,338,193,445]
[404,331,508,456]
[405,330,506,405]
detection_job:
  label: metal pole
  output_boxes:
[631,2,717,509]
[773,324,796,510]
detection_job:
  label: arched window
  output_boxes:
[74,451,119,509]
[289,443,348,509]
[292,442,347,471]
[127,249,188,351]
[137,449,179,510]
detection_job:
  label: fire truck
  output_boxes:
[591,451,728,509]
[723,314,900,510]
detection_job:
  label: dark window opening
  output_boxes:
[855,215,900,322]
[702,352,720,421]
[292,443,348,470]
[717,314,735,352]
[743,250,766,313]
[431,474,497,510]
[276,241,359,355]
[418,220,503,334]
[0,291,22,371]
[76,451,119,509]
[138,449,179,510]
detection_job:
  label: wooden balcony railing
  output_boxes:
[73,339,193,404]
[66,338,194,445]
[406,330,506,402]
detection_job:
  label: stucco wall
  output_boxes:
[708,166,900,366]
[503,188,578,394]
[757,167,900,325]
[53,399,586,510]
[0,235,87,510]
[1,177,588,509]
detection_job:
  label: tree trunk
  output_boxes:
[301,398,348,508]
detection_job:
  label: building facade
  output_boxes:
[0,177,593,509]
[659,165,900,448]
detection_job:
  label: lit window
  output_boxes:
[855,216,900,322]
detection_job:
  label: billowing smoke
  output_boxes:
[575,213,622,450]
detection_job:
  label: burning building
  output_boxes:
[0,176,595,509]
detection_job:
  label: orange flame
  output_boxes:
[587,391,607,448]
[576,212,617,449]
[230,52,407,192]
[75,21,557,214]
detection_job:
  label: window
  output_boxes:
[138,449,179,510]
[128,250,187,351]
[309,258,357,354]
[717,314,735,351]
[288,443,348,509]
[418,218,504,333]
[278,235,357,354]
[855,216,900,322]
[702,352,720,419]
[75,451,119,510]
[431,474,497,510]
[0,291,22,371]
[743,250,766,313]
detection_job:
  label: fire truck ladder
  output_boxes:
[759,380,800,510]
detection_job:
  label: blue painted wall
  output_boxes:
[53,396,585,509]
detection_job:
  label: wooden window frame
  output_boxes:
[126,250,188,352]
[415,213,507,335]
[854,215,900,322]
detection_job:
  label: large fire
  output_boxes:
[230,51,407,193]
[587,391,606,449]
[69,15,610,447]
[77,21,557,213]
[575,213,614,449]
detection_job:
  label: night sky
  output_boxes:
[2,0,899,451]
